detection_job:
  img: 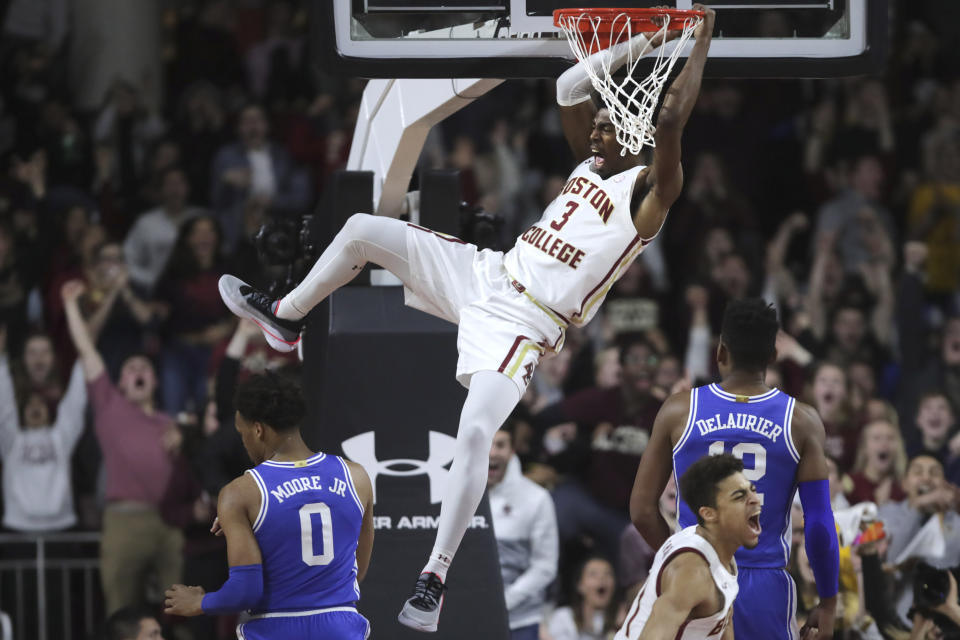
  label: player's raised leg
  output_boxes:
[218,213,414,352]
[398,370,520,632]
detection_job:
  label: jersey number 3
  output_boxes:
[708,441,766,506]
[299,503,334,566]
[550,201,579,231]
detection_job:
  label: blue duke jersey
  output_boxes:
[673,384,800,568]
[246,452,364,613]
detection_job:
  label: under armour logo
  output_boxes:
[341,431,457,504]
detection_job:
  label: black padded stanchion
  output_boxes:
[302,286,510,640]
[419,169,461,237]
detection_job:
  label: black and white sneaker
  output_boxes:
[218,275,303,353]
[397,572,447,633]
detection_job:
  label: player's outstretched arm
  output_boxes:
[633,4,715,239]
[793,402,839,640]
[347,460,375,582]
[629,391,689,548]
[558,33,657,160]
[637,553,714,640]
[557,6,687,161]
[165,476,264,617]
[558,89,598,164]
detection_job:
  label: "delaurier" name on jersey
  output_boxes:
[694,412,784,443]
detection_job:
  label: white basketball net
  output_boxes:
[557,11,702,155]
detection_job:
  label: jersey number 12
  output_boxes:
[708,441,766,506]
[299,502,334,566]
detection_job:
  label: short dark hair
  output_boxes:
[23,330,54,349]
[119,351,156,373]
[237,102,268,126]
[234,372,305,432]
[917,389,953,413]
[720,298,779,372]
[104,606,156,640]
[680,454,745,526]
[906,453,944,475]
[159,164,186,183]
[618,336,656,367]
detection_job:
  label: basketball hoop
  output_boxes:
[554,8,703,155]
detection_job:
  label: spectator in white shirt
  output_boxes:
[123,167,201,293]
[0,326,86,531]
[879,454,960,623]
[545,556,621,640]
[489,424,559,640]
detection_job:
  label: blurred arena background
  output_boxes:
[0,0,959,638]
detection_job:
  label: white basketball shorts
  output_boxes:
[402,223,567,395]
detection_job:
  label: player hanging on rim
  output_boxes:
[216,3,716,633]
[163,373,375,639]
[615,453,760,640]
[630,298,840,640]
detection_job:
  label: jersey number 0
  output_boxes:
[299,502,335,566]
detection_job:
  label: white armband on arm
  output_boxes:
[556,33,651,106]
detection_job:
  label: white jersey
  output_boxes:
[615,526,738,640]
[503,159,648,326]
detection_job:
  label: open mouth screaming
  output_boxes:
[591,145,605,169]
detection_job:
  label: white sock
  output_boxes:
[421,548,455,582]
[421,371,520,581]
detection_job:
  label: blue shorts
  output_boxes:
[237,607,370,640]
[733,567,798,640]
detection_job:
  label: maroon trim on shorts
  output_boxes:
[510,278,572,326]
[406,222,467,244]
[550,328,565,351]
[497,335,531,374]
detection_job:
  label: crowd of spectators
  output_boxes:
[0,0,958,638]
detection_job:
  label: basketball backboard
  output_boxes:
[312,0,887,79]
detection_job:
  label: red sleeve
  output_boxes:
[845,473,874,505]
[890,481,906,503]
[778,360,809,399]
[841,425,863,473]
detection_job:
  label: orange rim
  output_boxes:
[553,7,704,34]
